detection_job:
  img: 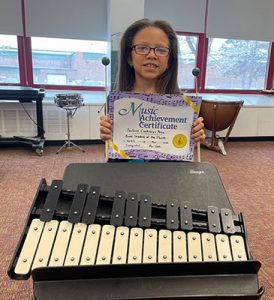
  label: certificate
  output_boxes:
[108,91,201,161]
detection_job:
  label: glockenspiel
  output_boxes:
[8,162,264,299]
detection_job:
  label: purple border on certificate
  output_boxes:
[108,91,202,161]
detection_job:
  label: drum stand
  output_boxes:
[56,108,85,154]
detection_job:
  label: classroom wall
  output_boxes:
[1,0,274,40]
[0,0,274,141]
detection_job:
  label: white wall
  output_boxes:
[215,107,274,137]
[1,101,274,141]
[0,103,104,141]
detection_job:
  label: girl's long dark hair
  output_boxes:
[117,19,180,94]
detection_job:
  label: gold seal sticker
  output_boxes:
[172,134,187,148]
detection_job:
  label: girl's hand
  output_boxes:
[100,114,112,141]
[191,117,206,143]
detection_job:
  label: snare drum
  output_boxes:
[54,93,83,109]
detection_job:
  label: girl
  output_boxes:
[100,19,205,144]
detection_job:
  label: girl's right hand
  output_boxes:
[100,114,112,141]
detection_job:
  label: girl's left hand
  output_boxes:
[191,117,206,143]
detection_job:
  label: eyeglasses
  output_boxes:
[131,44,170,57]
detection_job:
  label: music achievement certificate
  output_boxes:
[108,91,202,161]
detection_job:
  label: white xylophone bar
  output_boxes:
[14,219,247,275]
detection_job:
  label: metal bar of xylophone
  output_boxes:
[8,173,264,300]
[9,178,254,279]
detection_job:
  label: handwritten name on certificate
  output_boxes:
[108,91,201,161]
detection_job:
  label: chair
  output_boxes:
[199,99,244,155]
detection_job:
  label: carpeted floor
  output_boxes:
[0,141,273,300]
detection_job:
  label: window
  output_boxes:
[31,37,108,86]
[1,32,272,92]
[206,38,270,90]
[177,35,198,89]
[0,34,20,84]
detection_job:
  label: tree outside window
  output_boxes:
[206,38,269,90]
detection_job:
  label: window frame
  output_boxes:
[176,31,274,94]
[1,32,273,93]
[176,31,204,93]
[0,35,105,91]
[203,37,272,93]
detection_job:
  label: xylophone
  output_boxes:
[8,162,264,299]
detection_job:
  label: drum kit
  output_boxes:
[54,93,85,154]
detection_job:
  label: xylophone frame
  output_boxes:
[8,162,264,299]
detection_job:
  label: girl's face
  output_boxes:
[128,27,170,91]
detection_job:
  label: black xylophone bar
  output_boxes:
[7,178,254,282]
[36,180,242,235]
